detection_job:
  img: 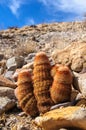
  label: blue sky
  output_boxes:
[0,0,86,29]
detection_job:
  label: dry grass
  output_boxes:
[2,41,37,58]
[14,41,37,56]
[3,47,14,58]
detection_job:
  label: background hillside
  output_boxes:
[0,21,86,59]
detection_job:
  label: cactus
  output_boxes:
[50,65,72,104]
[33,52,53,113]
[15,69,39,117]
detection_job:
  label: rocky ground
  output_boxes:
[0,21,86,130]
[0,21,86,58]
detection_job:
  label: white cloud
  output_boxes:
[26,18,35,25]
[9,0,22,16]
[0,0,28,16]
[38,0,86,15]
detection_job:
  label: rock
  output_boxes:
[12,67,33,82]
[0,60,6,67]
[0,96,16,114]
[0,67,4,75]
[34,106,86,130]
[12,69,22,82]
[0,60,6,74]
[22,62,33,69]
[71,88,79,102]
[73,72,86,96]
[59,128,68,130]
[6,56,24,71]
[7,65,17,71]
[0,87,16,99]
[4,71,14,81]
[52,42,86,72]
[25,53,36,60]
[25,59,34,65]
[50,102,72,110]
[9,114,41,130]
[76,93,85,100]
[0,75,16,88]
[75,98,86,107]
[71,57,84,72]
[0,53,4,60]
[0,22,86,60]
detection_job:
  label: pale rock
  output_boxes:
[50,102,72,110]
[71,57,84,72]
[4,71,14,81]
[52,48,71,66]
[0,87,16,99]
[22,62,33,69]
[0,75,16,88]
[73,72,86,96]
[7,64,17,71]
[76,93,85,100]
[0,96,16,114]
[25,59,34,65]
[26,53,36,60]
[34,106,86,130]
[52,42,86,72]
[6,56,24,71]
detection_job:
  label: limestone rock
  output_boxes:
[73,72,86,96]
[25,52,36,63]
[27,53,36,59]
[0,87,16,99]
[0,75,16,88]
[4,71,14,81]
[76,93,85,100]
[71,57,84,72]
[22,62,33,69]
[52,42,86,72]
[6,56,24,71]
[34,106,86,130]
[0,96,16,114]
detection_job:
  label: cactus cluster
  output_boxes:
[15,52,73,117]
